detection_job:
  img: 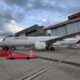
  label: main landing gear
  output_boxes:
[46,46,55,51]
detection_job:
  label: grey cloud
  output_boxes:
[0,8,14,32]
[4,0,80,27]
[0,0,80,35]
[0,32,12,36]
[25,0,66,12]
[5,0,80,14]
[0,2,26,36]
[5,0,67,11]
[2,7,25,22]
[3,0,80,24]
[5,0,28,7]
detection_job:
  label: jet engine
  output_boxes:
[35,42,46,50]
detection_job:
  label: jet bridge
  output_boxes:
[46,17,80,37]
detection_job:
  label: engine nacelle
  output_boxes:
[35,42,46,50]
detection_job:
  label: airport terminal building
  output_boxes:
[15,24,46,37]
[15,12,80,37]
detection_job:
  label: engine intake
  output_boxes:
[35,42,46,50]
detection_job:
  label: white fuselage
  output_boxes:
[0,36,59,46]
[53,38,80,46]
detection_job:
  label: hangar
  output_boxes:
[45,12,80,37]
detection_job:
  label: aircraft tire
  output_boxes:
[46,46,49,50]
[50,47,55,51]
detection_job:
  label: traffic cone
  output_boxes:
[29,47,37,59]
[29,47,33,57]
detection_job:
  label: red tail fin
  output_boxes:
[77,40,80,44]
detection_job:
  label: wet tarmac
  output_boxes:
[0,48,80,80]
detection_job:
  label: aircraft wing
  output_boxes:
[46,32,80,45]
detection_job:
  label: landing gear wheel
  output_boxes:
[50,47,55,51]
[46,46,49,50]
[46,46,55,51]
[3,46,9,50]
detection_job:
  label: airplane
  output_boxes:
[0,32,80,51]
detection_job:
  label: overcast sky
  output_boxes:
[0,0,80,38]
